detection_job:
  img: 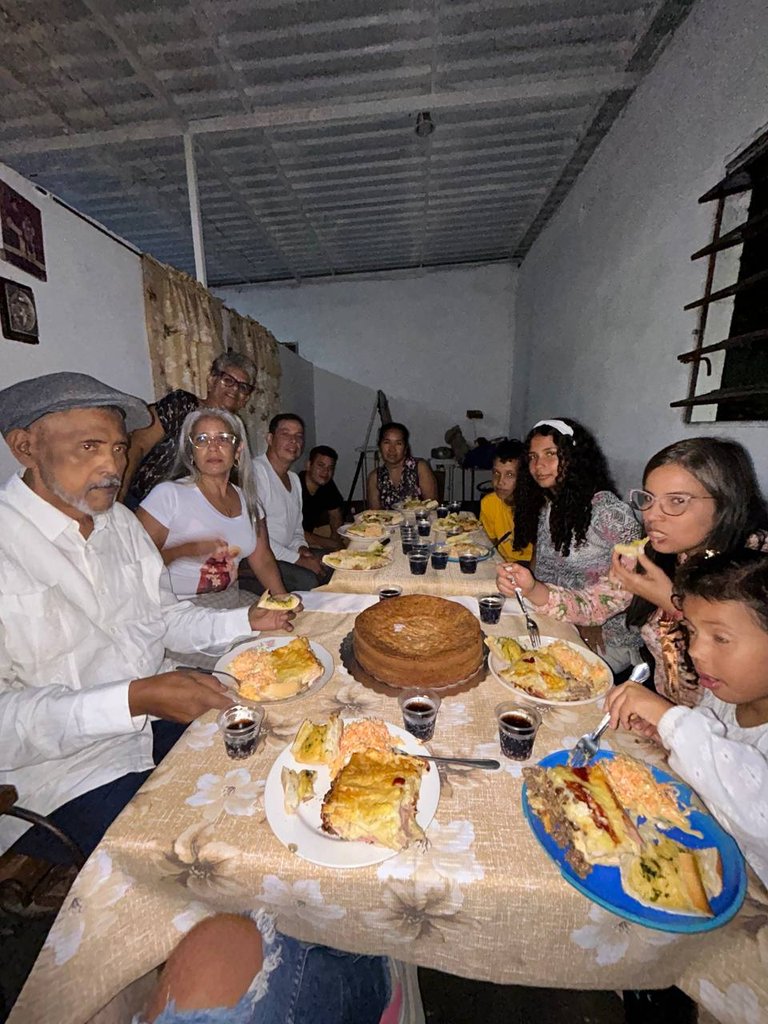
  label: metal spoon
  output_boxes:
[393,748,500,770]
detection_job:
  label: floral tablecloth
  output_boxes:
[10,603,768,1024]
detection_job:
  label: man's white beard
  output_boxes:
[40,467,120,517]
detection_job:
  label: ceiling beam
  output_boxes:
[3,72,640,156]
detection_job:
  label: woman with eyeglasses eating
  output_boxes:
[122,351,258,509]
[612,438,768,704]
[136,408,297,628]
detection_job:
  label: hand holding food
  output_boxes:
[609,548,675,613]
[605,680,674,733]
[128,670,233,723]
[247,604,297,632]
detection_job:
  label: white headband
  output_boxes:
[532,419,574,437]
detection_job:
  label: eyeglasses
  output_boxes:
[190,432,238,449]
[629,489,716,516]
[215,371,254,396]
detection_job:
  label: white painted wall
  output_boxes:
[217,261,517,490]
[514,0,768,494]
[276,344,316,456]
[0,162,152,478]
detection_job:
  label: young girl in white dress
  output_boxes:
[605,549,768,888]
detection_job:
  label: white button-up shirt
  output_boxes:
[0,473,252,853]
[252,454,305,563]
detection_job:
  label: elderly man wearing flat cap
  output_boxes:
[0,372,296,862]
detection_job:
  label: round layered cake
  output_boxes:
[353,594,484,687]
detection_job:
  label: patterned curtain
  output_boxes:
[141,255,281,451]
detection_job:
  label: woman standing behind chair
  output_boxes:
[136,408,293,615]
[497,418,643,672]
[366,422,438,510]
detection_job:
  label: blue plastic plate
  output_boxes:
[521,749,747,933]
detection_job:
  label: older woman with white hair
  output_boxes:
[137,408,295,620]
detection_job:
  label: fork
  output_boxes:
[514,587,541,649]
[567,662,651,767]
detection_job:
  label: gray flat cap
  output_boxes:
[0,372,152,434]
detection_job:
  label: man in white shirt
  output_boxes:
[0,373,296,861]
[251,414,326,591]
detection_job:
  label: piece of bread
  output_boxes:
[257,590,301,611]
[281,767,316,814]
[620,838,722,916]
[291,713,343,765]
[614,537,648,558]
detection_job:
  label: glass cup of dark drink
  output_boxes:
[379,586,403,600]
[401,529,417,555]
[495,702,541,761]
[436,505,449,519]
[431,544,449,570]
[219,704,264,760]
[398,689,442,740]
[478,594,504,624]
[417,519,431,537]
[459,553,478,574]
[408,552,429,575]
[449,500,462,514]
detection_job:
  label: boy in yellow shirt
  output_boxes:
[480,439,533,562]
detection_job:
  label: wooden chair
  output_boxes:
[0,785,83,917]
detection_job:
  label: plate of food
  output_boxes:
[214,636,333,705]
[264,715,441,867]
[355,509,405,527]
[338,521,391,543]
[432,512,481,535]
[444,538,493,562]
[522,750,746,933]
[394,498,439,513]
[322,545,393,571]
[486,635,611,706]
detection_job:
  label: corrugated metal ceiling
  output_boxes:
[1,0,696,285]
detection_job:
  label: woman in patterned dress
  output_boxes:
[497,417,643,673]
[366,422,438,510]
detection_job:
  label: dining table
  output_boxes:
[8,591,768,1024]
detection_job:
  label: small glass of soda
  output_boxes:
[495,702,541,761]
[379,586,403,600]
[408,552,429,575]
[399,689,442,741]
[219,704,263,760]
[417,519,431,537]
[436,504,449,519]
[478,594,504,624]
[430,544,449,570]
[459,553,478,574]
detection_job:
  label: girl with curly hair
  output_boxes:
[496,418,643,672]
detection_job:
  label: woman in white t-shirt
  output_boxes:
[137,408,290,605]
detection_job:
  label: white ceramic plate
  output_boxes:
[322,550,393,571]
[489,635,612,707]
[264,720,441,867]
[214,636,333,706]
[354,510,405,527]
[338,522,391,543]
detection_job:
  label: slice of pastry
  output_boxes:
[620,837,722,916]
[291,713,343,765]
[320,749,426,850]
[281,767,316,814]
[614,537,648,558]
[524,762,642,873]
[231,636,322,701]
[257,590,301,611]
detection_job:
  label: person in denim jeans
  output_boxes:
[136,911,396,1024]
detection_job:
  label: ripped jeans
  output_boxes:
[133,911,391,1024]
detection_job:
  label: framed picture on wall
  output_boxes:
[0,180,47,281]
[0,277,39,344]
